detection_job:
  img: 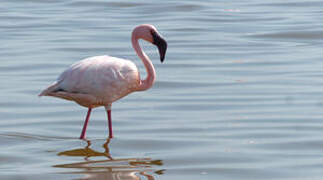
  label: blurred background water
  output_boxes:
[1,0,323,179]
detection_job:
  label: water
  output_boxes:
[1,0,323,179]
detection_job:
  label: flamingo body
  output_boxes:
[39,24,167,139]
[40,55,140,108]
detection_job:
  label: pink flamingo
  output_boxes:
[39,24,167,139]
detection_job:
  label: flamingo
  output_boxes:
[39,24,167,139]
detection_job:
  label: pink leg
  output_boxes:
[80,108,92,139]
[107,109,113,138]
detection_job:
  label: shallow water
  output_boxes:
[1,0,323,179]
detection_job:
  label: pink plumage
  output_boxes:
[39,24,167,139]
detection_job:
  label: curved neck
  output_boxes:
[132,32,156,91]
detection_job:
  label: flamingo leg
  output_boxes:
[107,109,113,138]
[80,108,92,139]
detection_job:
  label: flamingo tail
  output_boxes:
[38,82,60,97]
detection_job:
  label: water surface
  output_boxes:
[1,0,323,179]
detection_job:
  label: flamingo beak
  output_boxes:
[152,31,167,63]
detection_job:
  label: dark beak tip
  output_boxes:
[160,57,165,63]
[159,49,166,63]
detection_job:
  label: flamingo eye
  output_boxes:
[150,30,155,36]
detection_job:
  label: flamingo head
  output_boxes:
[133,24,168,63]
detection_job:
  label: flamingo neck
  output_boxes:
[131,33,156,91]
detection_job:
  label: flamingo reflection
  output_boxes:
[54,139,164,180]
[57,139,112,160]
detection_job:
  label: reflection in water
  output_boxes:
[54,139,164,180]
[58,139,112,160]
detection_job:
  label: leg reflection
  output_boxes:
[57,138,112,160]
[54,138,163,180]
